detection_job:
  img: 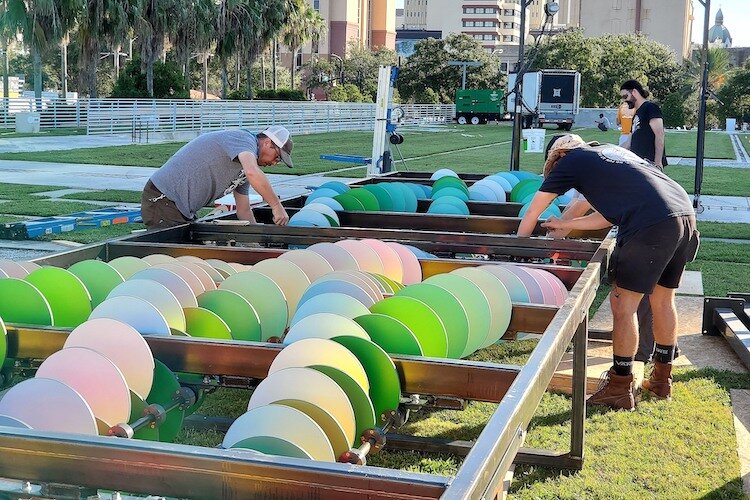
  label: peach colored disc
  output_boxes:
[227,262,250,273]
[36,347,131,429]
[359,239,404,283]
[384,242,422,284]
[0,378,98,435]
[130,267,197,308]
[526,268,567,306]
[278,250,335,282]
[0,259,29,278]
[516,267,555,305]
[334,240,385,275]
[172,260,216,292]
[251,258,311,321]
[152,262,206,296]
[65,318,155,400]
[306,242,359,271]
[176,256,225,284]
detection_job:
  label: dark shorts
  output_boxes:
[608,215,700,294]
[141,180,191,229]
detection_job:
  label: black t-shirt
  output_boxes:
[539,146,693,242]
[630,101,664,163]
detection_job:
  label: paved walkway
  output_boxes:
[0,134,179,153]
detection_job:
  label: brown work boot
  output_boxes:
[586,368,635,411]
[642,361,673,400]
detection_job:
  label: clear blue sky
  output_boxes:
[395,0,750,47]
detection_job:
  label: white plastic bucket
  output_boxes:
[522,128,546,153]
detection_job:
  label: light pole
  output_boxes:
[693,0,711,213]
[509,1,559,171]
[330,53,344,85]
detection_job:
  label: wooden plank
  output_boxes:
[549,354,644,395]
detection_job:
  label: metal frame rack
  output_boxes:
[703,293,750,369]
[0,221,613,499]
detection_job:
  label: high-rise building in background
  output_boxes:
[279,0,396,72]
[577,0,694,59]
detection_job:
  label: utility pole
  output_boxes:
[510,1,559,171]
[447,61,482,90]
[693,0,711,213]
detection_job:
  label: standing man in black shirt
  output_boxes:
[518,135,699,411]
[621,79,667,168]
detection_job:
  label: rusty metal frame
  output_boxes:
[0,226,614,499]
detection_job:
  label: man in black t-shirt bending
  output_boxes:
[517,135,699,411]
[620,79,667,168]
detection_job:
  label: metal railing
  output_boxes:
[0,97,87,129]
[87,99,379,137]
[0,97,456,135]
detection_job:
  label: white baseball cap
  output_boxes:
[263,125,294,168]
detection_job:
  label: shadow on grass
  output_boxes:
[672,367,750,390]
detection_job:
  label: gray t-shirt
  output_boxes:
[150,129,258,218]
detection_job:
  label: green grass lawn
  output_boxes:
[0,127,86,139]
[689,240,750,297]
[0,127,734,177]
[697,222,750,240]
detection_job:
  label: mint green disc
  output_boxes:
[68,260,125,309]
[231,436,311,459]
[354,313,422,356]
[0,279,53,325]
[347,188,380,211]
[510,178,543,203]
[25,267,91,328]
[197,289,261,342]
[334,193,366,211]
[452,267,513,347]
[432,176,469,196]
[424,274,491,357]
[332,336,401,424]
[396,283,469,359]
[313,365,377,441]
[108,256,150,280]
[370,296,448,358]
[183,307,233,339]
[146,360,184,443]
[219,271,288,340]
[362,184,395,211]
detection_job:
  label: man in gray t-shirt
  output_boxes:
[141,125,293,229]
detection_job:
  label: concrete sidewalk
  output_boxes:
[0,134,178,153]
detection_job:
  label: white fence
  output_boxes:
[0,97,86,129]
[0,98,456,135]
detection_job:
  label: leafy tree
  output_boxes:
[343,44,397,100]
[110,56,188,98]
[326,84,348,102]
[661,92,686,128]
[526,31,681,107]
[414,87,439,104]
[171,0,215,82]
[302,56,335,92]
[1,0,80,101]
[326,83,367,102]
[717,67,750,124]
[398,34,503,103]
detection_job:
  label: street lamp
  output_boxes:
[509,1,559,171]
[330,53,345,85]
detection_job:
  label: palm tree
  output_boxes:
[171,0,214,83]
[1,0,80,102]
[240,0,300,99]
[215,0,255,99]
[281,3,326,90]
[76,0,130,97]
[133,0,179,97]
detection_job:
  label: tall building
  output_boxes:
[708,8,732,48]
[279,0,396,71]
[578,0,694,59]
